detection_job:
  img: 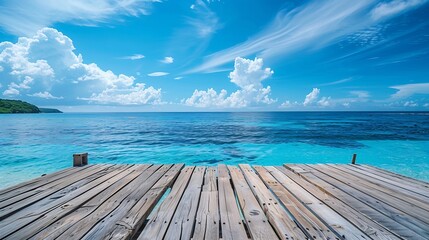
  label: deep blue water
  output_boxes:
[1,112,428,188]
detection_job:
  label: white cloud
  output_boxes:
[0,65,3,72]
[318,97,331,107]
[161,56,174,64]
[303,88,320,106]
[0,0,161,36]
[390,83,429,99]
[280,100,299,108]
[3,88,19,96]
[147,72,169,77]
[28,91,63,99]
[404,101,418,107]
[0,28,161,105]
[424,103,429,107]
[189,0,426,73]
[319,77,352,86]
[184,57,275,108]
[122,54,145,60]
[78,83,161,105]
[350,90,370,98]
[187,0,219,38]
[174,76,183,80]
[371,0,426,20]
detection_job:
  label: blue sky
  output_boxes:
[0,0,428,111]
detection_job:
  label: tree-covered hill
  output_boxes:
[0,99,62,114]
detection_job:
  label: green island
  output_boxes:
[0,99,62,114]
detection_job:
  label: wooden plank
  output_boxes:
[217,164,248,240]
[0,165,134,239]
[228,166,279,240]
[0,165,93,202]
[239,164,307,240]
[104,164,184,240]
[333,164,429,206]
[351,164,429,197]
[0,164,112,221]
[282,165,408,240]
[269,166,371,240]
[29,164,151,239]
[163,166,205,240]
[291,164,429,239]
[69,165,172,240]
[137,166,195,240]
[253,166,340,240]
[359,164,429,189]
[313,164,429,225]
[193,167,219,240]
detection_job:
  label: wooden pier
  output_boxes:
[0,163,428,239]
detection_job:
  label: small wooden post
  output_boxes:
[351,153,357,164]
[73,153,88,167]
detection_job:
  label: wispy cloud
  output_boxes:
[0,0,161,35]
[189,0,427,73]
[318,77,353,86]
[148,72,169,77]
[160,56,174,64]
[371,0,427,20]
[390,83,429,98]
[187,0,220,38]
[122,54,145,60]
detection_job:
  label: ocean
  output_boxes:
[1,112,428,188]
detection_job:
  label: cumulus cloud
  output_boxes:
[161,57,174,64]
[0,0,161,36]
[0,28,162,105]
[147,72,169,77]
[303,88,320,106]
[28,91,63,99]
[390,83,429,99]
[122,54,145,60]
[280,100,299,108]
[404,100,418,107]
[78,83,161,105]
[184,57,275,108]
[317,97,331,107]
[3,88,19,96]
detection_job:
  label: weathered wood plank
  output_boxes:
[193,167,219,240]
[76,165,173,240]
[0,165,94,202]
[217,164,248,240]
[0,164,112,221]
[358,164,429,190]
[332,164,429,206]
[270,166,371,240]
[0,165,134,239]
[164,166,205,240]
[239,164,307,240]
[314,164,429,225]
[30,164,151,240]
[292,164,429,239]
[349,164,429,198]
[137,166,195,240]
[282,165,407,240]
[104,164,184,240]
[253,166,340,240]
[228,165,279,240]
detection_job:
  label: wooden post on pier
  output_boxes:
[351,153,357,164]
[73,153,88,167]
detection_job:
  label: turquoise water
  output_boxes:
[1,112,428,188]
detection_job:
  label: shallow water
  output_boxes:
[1,112,428,188]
